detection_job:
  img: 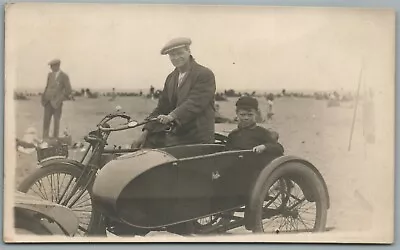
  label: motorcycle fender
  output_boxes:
[37,157,86,170]
[14,191,79,236]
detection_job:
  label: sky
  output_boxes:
[5,3,395,93]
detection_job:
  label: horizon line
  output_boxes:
[14,87,355,93]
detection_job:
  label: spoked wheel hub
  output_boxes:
[280,209,299,219]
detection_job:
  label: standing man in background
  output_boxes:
[41,59,72,140]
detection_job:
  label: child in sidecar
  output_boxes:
[225,96,284,156]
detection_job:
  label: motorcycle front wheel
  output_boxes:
[18,163,105,237]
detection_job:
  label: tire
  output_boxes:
[17,163,106,236]
[250,161,328,233]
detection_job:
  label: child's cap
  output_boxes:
[236,96,258,110]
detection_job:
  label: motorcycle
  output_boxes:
[17,107,330,237]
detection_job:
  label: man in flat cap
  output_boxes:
[41,59,72,139]
[132,37,216,148]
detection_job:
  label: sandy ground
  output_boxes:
[10,95,392,242]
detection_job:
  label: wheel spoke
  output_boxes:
[55,173,59,202]
[58,173,67,201]
[73,204,92,210]
[49,175,55,202]
[298,218,311,230]
[58,176,75,205]
[262,215,279,226]
[298,214,316,224]
[264,192,281,208]
[36,179,49,200]
[297,202,315,211]
[296,210,316,215]
[293,217,299,231]
[72,194,91,207]
[290,194,302,202]
[279,217,288,231]
[288,217,295,231]
[29,185,46,199]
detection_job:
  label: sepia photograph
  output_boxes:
[3,3,395,243]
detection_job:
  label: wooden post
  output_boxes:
[348,66,363,151]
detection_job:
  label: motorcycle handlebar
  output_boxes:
[101,113,131,124]
[98,117,159,132]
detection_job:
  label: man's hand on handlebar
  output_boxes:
[157,114,174,125]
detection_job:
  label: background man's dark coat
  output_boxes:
[41,70,72,138]
[41,71,72,109]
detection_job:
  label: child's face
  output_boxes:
[236,108,257,126]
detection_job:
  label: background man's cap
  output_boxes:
[48,59,61,65]
[236,96,259,110]
[161,37,192,55]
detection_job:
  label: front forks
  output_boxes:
[60,167,98,208]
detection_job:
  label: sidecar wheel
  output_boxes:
[18,163,103,237]
[249,161,328,234]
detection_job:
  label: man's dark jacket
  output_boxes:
[143,57,216,145]
[41,70,72,109]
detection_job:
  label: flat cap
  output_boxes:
[48,59,61,65]
[236,96,259,110]
[160,37,192,55]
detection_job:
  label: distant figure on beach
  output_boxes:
[109,88,117,101]
[41,59,72,139]
[149,85,155,99]
[266,93,274,121]
[327,91,340,107]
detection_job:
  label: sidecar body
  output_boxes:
[92,142,286,229]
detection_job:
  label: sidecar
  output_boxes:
[91,135,330,235]
[13,191,79,236]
